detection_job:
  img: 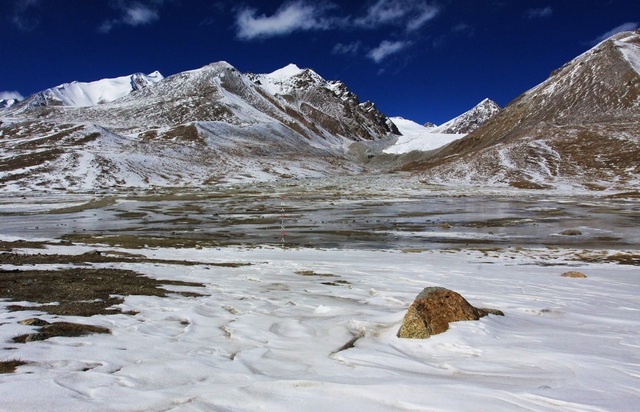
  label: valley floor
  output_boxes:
[1,177,639,411]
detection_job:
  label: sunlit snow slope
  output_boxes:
[20,71,163,107]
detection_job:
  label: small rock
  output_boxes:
[397,286,503,339]
[560,229,582,236]
[18,318,50,326]
[561,271,587,278]
[438,223,452,229]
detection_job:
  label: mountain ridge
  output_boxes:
[2,30,639,191]
[404,29,640,190]
[16,71,164,109]
[0,61,398,190]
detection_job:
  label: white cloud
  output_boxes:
[234,0,440,41]
[122,4,159,26]
[236,1,331,40]
[356,0,407,27]
[0,91,24,101]
[367,40,409,63]
[355,0,439,31]
[525,6,553,19]
[332,41,362,55]
[99,2,161,33]
[11,0,41,32]
[590,22,639,45]
[451,23,472,34]
[406,5,440,31]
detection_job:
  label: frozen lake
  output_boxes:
[1,176,639,251]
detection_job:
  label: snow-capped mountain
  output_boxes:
[430,98,501,134]
[0,62,397,190]
[248,63,399,140]
[18,71,163,108]
[408,29,640,190]
[3,30,639,191]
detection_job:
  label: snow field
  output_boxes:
[1,245,639,411]
[385,117,464,154]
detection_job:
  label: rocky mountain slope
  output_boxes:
[429,98,501,134]
[0,62,398,190]
[0,99,19,109]
[406,29,640,190]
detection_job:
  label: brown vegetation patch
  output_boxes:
[574,252,640,266]
[46,197,117,214]
[60,233,232,249]
[0,267,205,317]
[509,180,553,190]
[0,240,49,252]
[161,124,205,145]
[604,191,640,199]
[0,148,63,173]
[12,321,110,343]
[295,270,336,277]
[321,280,351,286]
[0,360,27,374]
[0,250,248,268]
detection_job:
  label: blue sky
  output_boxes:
[1,0,638,124]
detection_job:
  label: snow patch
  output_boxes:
[615,39,640,76]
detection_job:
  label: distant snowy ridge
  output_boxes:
[23,71,163,108]
[430,98,501,134]
[384,117,464,154]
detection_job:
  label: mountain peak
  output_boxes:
[267,63,304,81]
[249,63,325,96]
[430,98,501,134]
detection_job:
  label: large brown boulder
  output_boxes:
[397,286,504,339]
